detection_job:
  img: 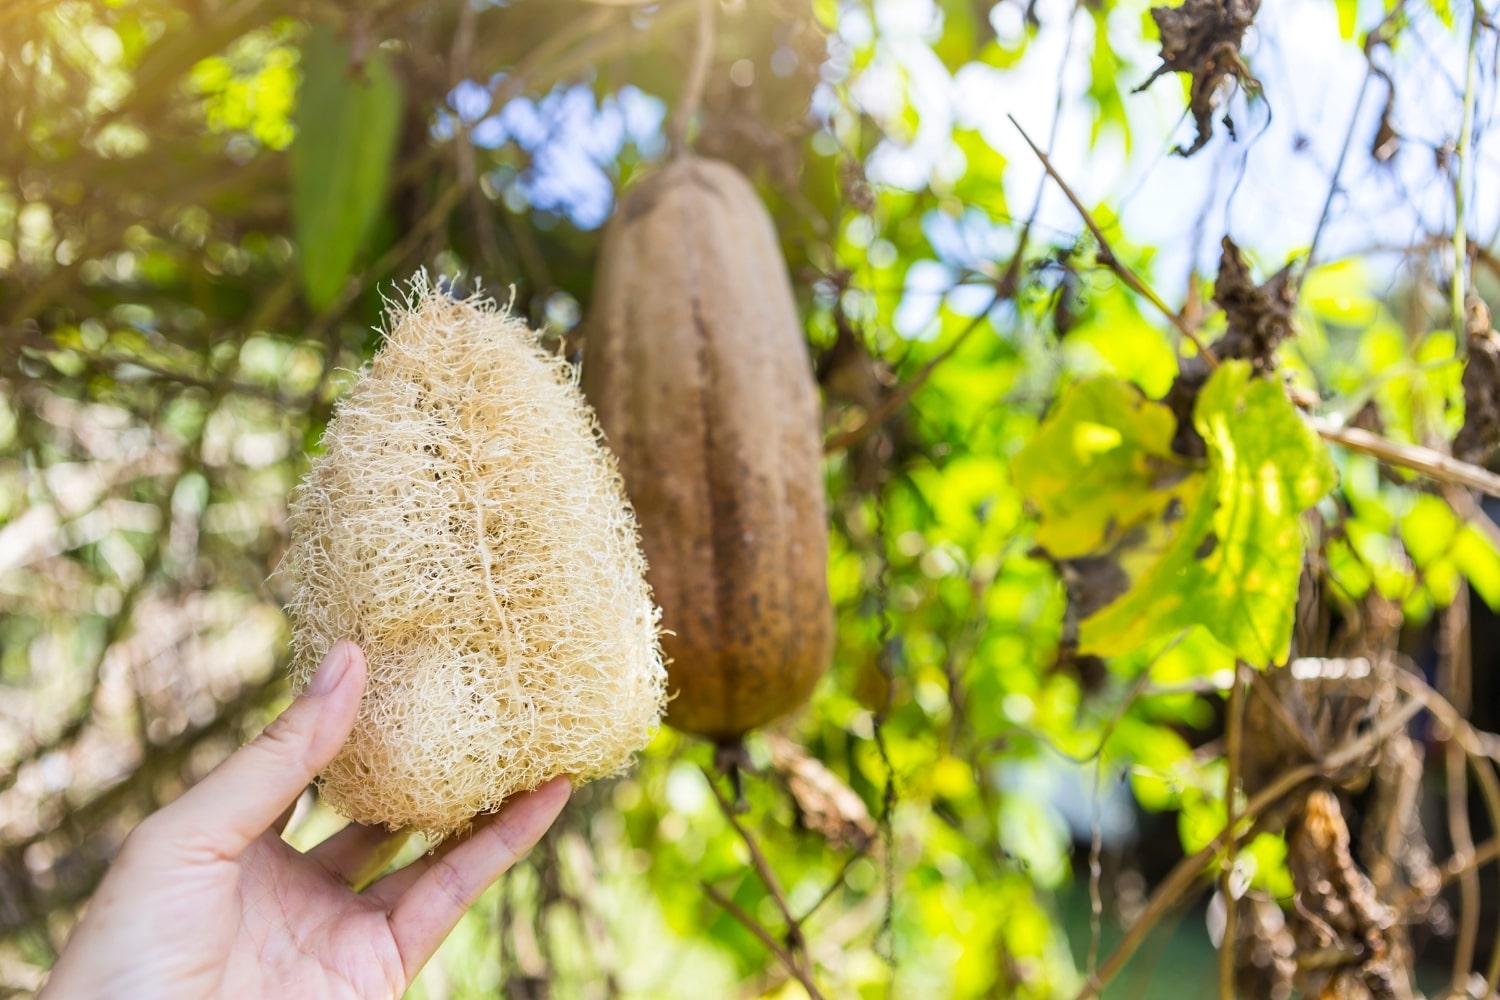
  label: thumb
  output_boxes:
[150,641,367,857]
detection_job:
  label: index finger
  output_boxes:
[382,776,571,981]
[150,642,367,858]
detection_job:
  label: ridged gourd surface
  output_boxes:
[583,157,832,742]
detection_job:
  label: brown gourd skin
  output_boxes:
[582,157,832,742]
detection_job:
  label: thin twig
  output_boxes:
[1440,587,1479,990]
[1086,756,1106,981]
[1434,838,1500,894]
[872,459,898,969]
[701,882,829,1000]
[1301,2,1406,279]
[1391,670,1500,993]
[1007,115,1220,366]
[822,288,1002,455]
[986,670,1155,767]
[1218,661,1247,1000]
[1303,69,1373,279]
[449,0,507,283]
[668,0,716,158]
[800,852,864,923]
[1311,419,1500,497]
[302,180,469,347]
[1453,0,1482,342]
[703,767,806,952]
[1444,484,1500,552]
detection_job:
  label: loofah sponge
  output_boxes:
[282,275,666,837]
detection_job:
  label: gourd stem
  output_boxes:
[668,0,716,159]
[715,739,750,813]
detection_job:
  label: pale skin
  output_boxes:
[41,640,571,999]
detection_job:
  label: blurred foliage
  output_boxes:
[3,0,1500,997]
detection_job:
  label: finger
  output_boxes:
[366,778,570,906]
[382,776,570,980]
[154,641,367,858]
[306,820,405,887]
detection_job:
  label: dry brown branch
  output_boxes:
[1389,670,1500,993]
[1434,838,1500,894]
[1312,419,1500,497]
[1444,484,1500,552]
[701,881,828,1000]
[1007,115,1220,365]
[1075,693,1425,1000]
[704,767,808,954]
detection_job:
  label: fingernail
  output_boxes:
[309,642,352,696]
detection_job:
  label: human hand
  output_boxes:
[40,641,571,1000]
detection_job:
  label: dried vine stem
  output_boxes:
[1312,420,1500,497]
[1452,0,1482,344]
[704,769,805,945]
[1439,588,1480,991]
[1218,661,1247,1000]
[822,285,1004,455]
[1432,838,1500,895]
[668,0,716,157]
[1008,115,1219,365]
[702,768,824,992]
[1075,694,1425,1000]
[1390,670,1500,994]
[1444,484,1500,552]
[701,881,828,1000]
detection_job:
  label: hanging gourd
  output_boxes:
[582,156,832,750]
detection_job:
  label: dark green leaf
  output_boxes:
[292,25,403,310]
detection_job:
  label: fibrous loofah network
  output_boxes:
[282,275,666,837]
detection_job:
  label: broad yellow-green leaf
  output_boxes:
[292,25,403,310]
[1079,361,1338,665]
[1013,377,1199,559]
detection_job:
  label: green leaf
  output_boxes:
[292,25,403,310]
[1455,522,1500,608]
[1245,832,1295,898]
[1335,0,1359,39]
[934,0,981,72]
[950,128,1008,215]
[1400,493,1459,567]
[1079,362,1337,665]
[1013,378,1199,560]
